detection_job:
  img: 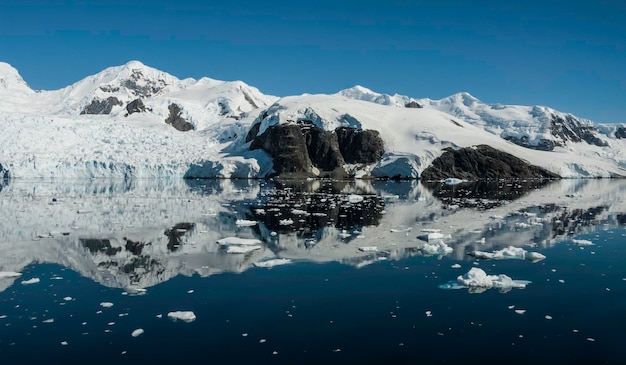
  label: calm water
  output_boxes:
[1,178,625,364]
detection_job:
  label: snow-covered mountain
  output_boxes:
[1,61,625,180]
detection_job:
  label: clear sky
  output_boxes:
[1,0,625,123]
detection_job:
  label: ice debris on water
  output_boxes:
[468,246,545,262]
[451,264,462,269]
[254,258,292,268]
[218,237,263,254]
[417,232,446,241]
[347,194,364,203]
[100,302,114,308]
[443,177,465,185]
[572,239,594,246]
[167,311,196,322]
[440,267,530,293]
[235,219,257,227]
[421,240,453,256]
[21,278,40,285]
[131,329,144,337]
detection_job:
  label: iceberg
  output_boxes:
[440,268,530,293]
[421,240,453,256]
[226,245,262,254]
[235,219,258,227]
[253,258,292,268]
[167,311,196,322]
[217,237,262,246]
[21,278,40,285]
[468,246,546,262]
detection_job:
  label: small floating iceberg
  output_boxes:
[572,239,594,246]
[217,237,262,246]
[167,311,196,322]
[226,245,262,254]
[21,278,40,285]
[442,177,465,185]
[235,219,258,227]
[468,246,546,262]
[358,246,379,252]
[421,240,453,256]
[440,267,531,293]
[417,232,447,241]
[254,258,293,268]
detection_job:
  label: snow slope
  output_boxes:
[1,61,625,180]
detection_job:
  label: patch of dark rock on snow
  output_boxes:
[124,238,148,256]
[550,114,606,147]
[420,145,560,181]
[80,97,123,115]
[615,127,626,139]
[165,103,194,131]
[80,239,122,256]
[249,123,385,178]
[404,100,422,108]
[504,136,560,151]
[125,98,146,115]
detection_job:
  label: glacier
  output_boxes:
[0,61,625,180]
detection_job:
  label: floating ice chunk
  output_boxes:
[131,329,144,337]
[100,302,114,308]
[167,311,196,322]
[451,264,462,269]
[217,237,262,246]
[226,245,262,254]
[443,178,465,185]
[469,246,545,262]
[21,278,40,285]
[572,239,594,246]
[515,309,526,315]
[235,219,257,227]
[63,297,73,301]
[254,258,292,268]
[0,271,21,278]
[421,240,453,256]
[390,227,412,233]
[61,341,68,346]
[291,209,310,216]
[417,232,446,241]
[545,315,553,320]
[440,268,530,292]
[42,318,54,323]
[347,194,364,203]
[358,246,379,252]
[279,218,294,226]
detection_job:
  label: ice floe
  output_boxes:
[253,258,292,268]
[347,194,364,203]
[100,302,114,308]
[235,219,258,227]
[572,239,594,246]
[421,240,453,256]
[417,232,447,241]
[440,267,531,293]
[226,245,262,254]
[468,246,546,262]
[131,328,144,337]
[21,278,40,285]
[0,271,21,278]
[167,311,196,322]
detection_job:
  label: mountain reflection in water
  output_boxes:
[0,178,625,291]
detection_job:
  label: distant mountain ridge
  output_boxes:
[0,61,625,179]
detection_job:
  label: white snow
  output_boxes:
[0,61,624,181]
[421,240,453,256]
[167,311,196,322]
[358,246,379,252]
[217,237,262,246]
[226,245,262,254]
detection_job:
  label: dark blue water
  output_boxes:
[2,230,625,364]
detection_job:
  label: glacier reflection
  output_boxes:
[1,178,625,292]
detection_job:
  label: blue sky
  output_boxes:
[1,0,625,123]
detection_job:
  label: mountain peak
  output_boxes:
[0,62,34,94]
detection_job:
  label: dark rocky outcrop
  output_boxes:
[405,100,422,108]
[550,114,606,147]
[80,97,123,115]
[165,222,194,252]
[420,145,560,181]
[336,127,384,163]
[80,239,122,256]
[125,98,146,115]
[249,122,385,178]
[504,136,560,151]
[165,103,194,131]
[616,127,626,139]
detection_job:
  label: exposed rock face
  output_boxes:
[550,114,606,147]
[336,127,384,163]
[504,136,559,151]
[126,98,146,115]
[165,103,194,131]
[616,127,626,139]
[80,239,122,256]
[404,100,422,108]
[80,97,123,115]
[420,145,560,181]
[249,123,385,178]
[164,222,194,252]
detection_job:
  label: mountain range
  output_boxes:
[1,60,625,180]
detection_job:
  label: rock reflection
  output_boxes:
[0,178,625,291]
